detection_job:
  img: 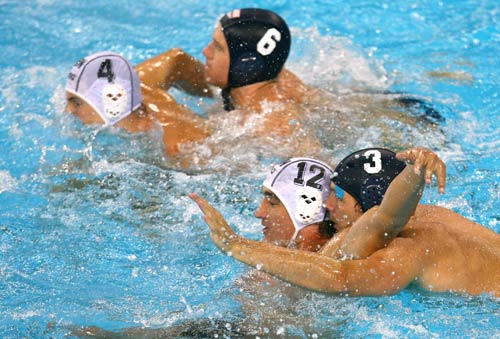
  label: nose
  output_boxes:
[254,199,267,219]
[65,102,75,114]
[202,42,213,59]
[324,193,336,213]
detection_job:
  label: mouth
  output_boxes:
[203,64,211,79]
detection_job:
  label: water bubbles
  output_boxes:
[410,12,425,21]
[0,171,17,193]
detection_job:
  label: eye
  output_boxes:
[264,193,281,206]
[214,40,223,52]
[107,94,113,97]
[69,97,82,107]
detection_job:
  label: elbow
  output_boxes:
[169,47,187,58]
[374,210,408,238]
[304,262,350,294]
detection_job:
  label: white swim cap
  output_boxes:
[65,52,142,126]
[263,158,333,242]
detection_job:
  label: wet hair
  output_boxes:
[332,148,406,211]
[318,212,336,237]
[219,8,291,110]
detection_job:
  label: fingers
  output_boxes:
[189,192,205,210]
[397,148,446,193]
[190,192,232,229]
[189,193,237,253]
[189,192,218,218]
[435,161,446,194]
[396,148,419,163]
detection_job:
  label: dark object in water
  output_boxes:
[392,93,446,124]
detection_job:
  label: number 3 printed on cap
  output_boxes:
[363,150,383,174]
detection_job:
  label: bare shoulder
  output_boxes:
[413,204,485,231]
[276,69,313,103]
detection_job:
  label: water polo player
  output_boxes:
[65,50,210,156]
[202,8,310,112]
[257,157,335,251]
[190,147,500,298]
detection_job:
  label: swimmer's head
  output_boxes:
[331,148,406,212]
[263,158,333,244]
[220,8,291,89]
[65,52,142,127]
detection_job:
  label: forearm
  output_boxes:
[137,48,212,97]
[228,236,417,296]
[229,237,346,293]
[335,165,424,259]
[378,165,425,231]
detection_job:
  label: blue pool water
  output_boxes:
[1,1,500,338]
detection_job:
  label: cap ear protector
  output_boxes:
[332,148,406,211]
[220,8,291,89]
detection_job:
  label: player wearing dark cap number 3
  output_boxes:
[194,146,500,298]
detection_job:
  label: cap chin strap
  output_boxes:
[286,210,330,249]
[221,87,234,111]
[286,229,300,249]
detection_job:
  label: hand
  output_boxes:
[189,193,238,253]
[396,147,446,193]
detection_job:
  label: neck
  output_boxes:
[115,105,153,132]
[295,224,332,252]
[229,80,277,110]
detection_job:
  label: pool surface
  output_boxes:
[1,1,500,338]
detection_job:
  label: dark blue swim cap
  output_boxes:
[220,8,291,89]
[331,148,406,211]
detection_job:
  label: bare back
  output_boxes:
[401,204,500,296]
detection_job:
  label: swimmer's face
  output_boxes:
[202,23,230,88]
[255,187,295,247]
[65,92,105,125]
[324,184,362,231]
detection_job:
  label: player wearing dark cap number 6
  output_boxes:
[201,8,314,138]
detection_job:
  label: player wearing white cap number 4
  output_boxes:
[65,49,212,156]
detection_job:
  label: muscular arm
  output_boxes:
[189,193,424,296]
[136,48,213,97]
[325,147,446,259]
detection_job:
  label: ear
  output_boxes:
[229,52,265,86]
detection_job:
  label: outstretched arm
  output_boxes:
[136,48,213,97]
[327,147,446,259]
[189,193,424,296]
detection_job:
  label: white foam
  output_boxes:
[290,26,391,91]
[25,65,60,89]
[0,170,17,193]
